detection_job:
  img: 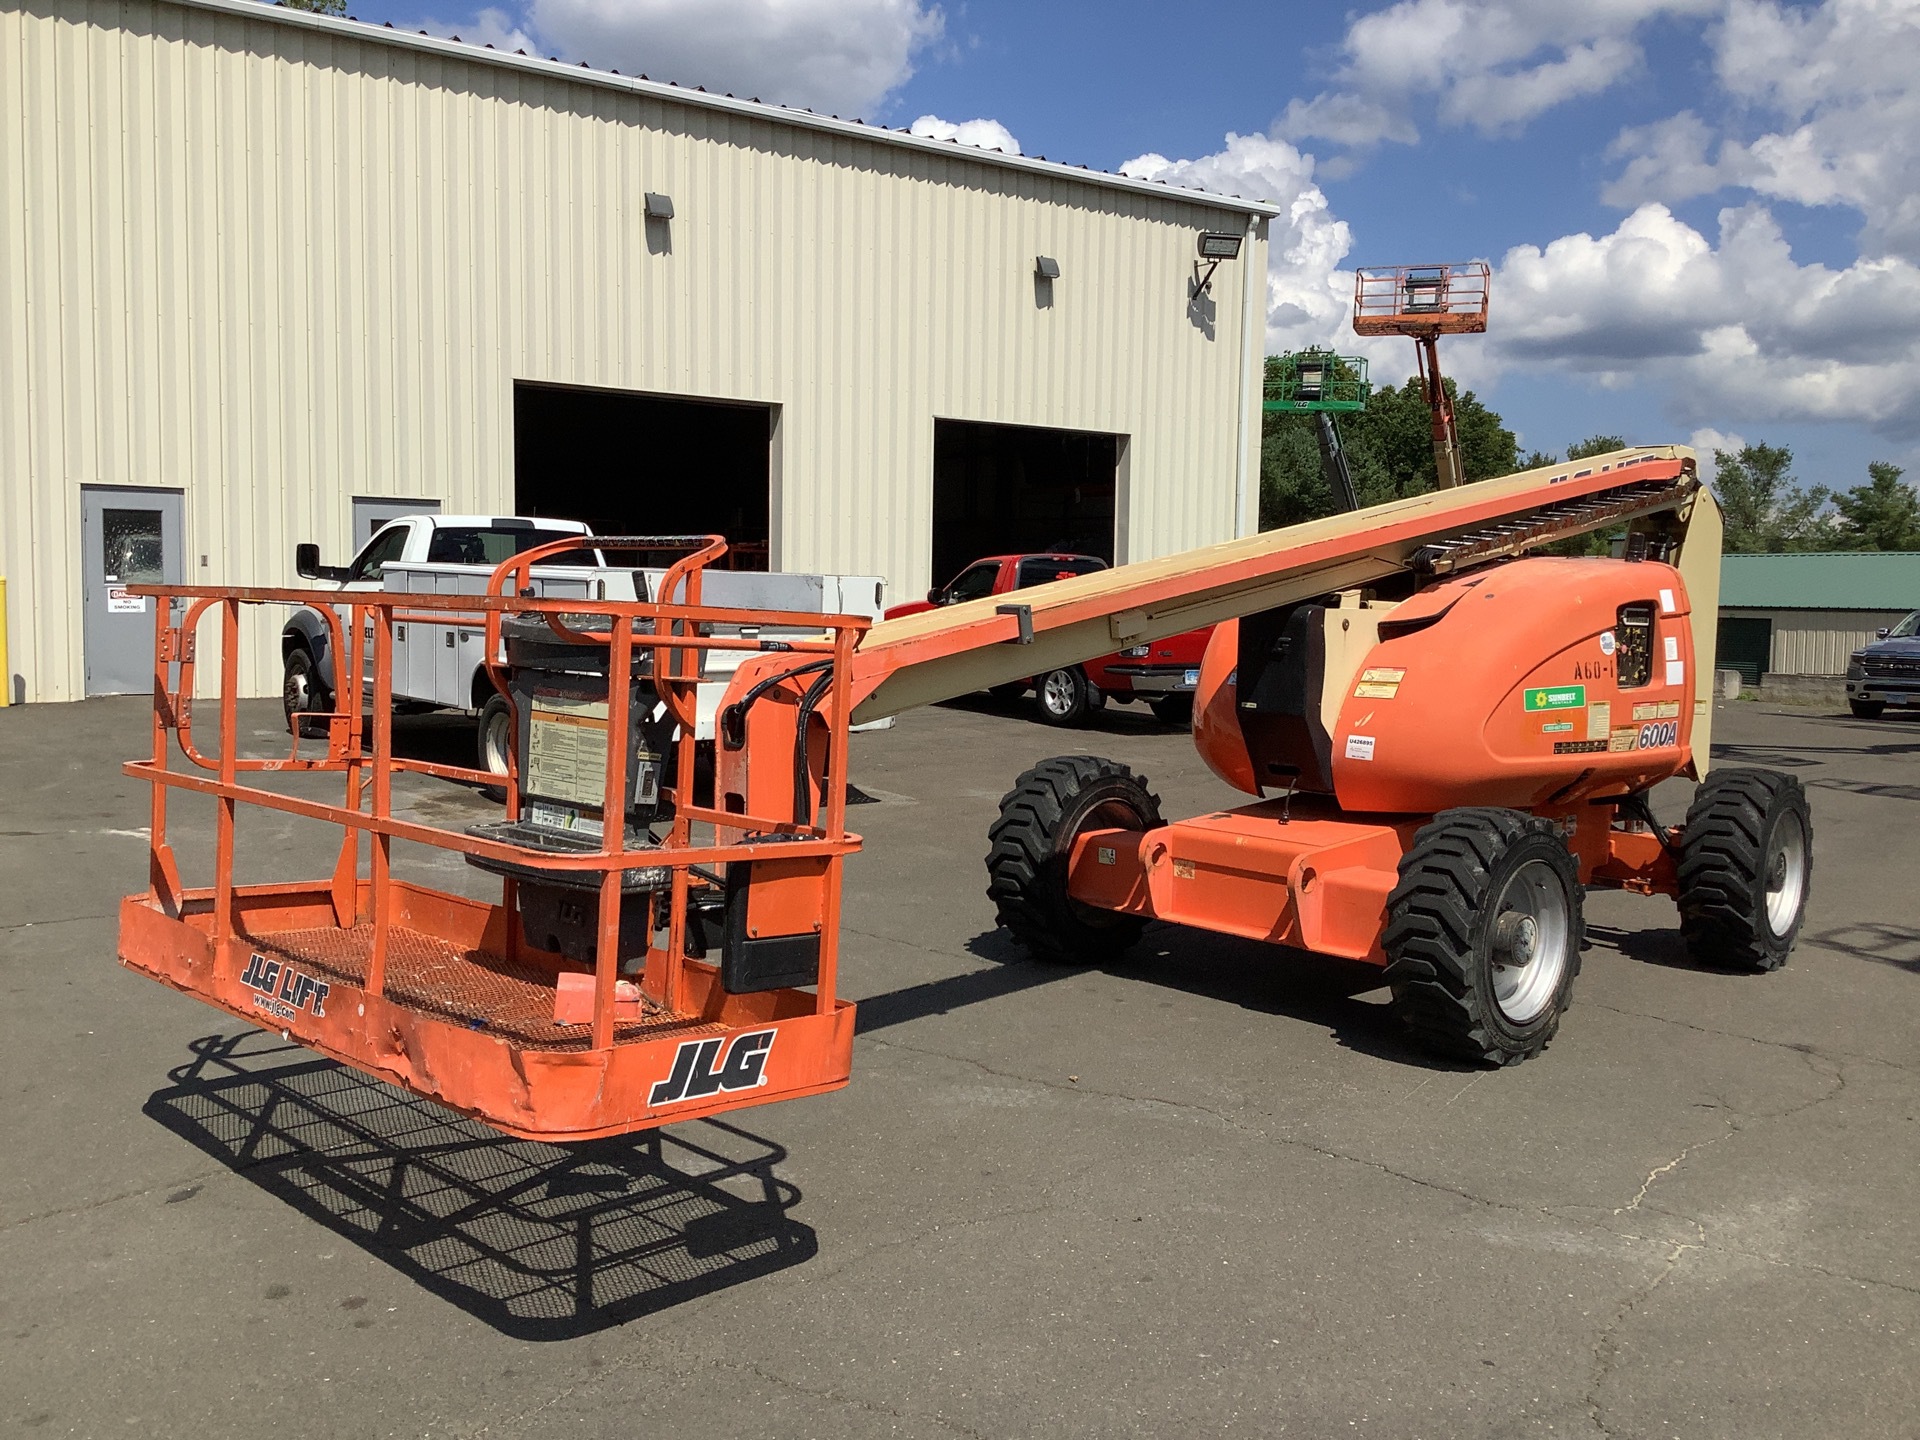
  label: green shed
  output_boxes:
[1717,553,1920,683]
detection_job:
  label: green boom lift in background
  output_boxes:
[1264,348,1371,514]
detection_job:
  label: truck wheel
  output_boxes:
[1034,667,1091,726]
[282,647,330,737]
[1849,698,1884,718]
[1677,768,1811,972]
[987,756,1162,963]
[1383,808,1583,1066]
[477,693,514,803]
[1150,694,1194,727]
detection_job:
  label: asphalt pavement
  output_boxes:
[2,691,1916,1438]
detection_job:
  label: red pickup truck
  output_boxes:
[885,552,1212,725]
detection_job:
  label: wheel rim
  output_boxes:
[283,663,309,718]
[1041,671,1076,716]
[1065,794,1150,929]
[1764,811,1808,935]
[1488,859,1572,1024]
[482,710,512,774]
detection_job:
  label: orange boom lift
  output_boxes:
[1353,261,1491,490]
[120,449,1810,1143]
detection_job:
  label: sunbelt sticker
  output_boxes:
[1524,685,1586,711]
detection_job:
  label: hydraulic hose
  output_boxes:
[719,659,833,750]
[793,665,836,826]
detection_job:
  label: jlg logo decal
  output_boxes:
[1638,721,1679,749]
[238,952,330,1021]
[649,1030,776,1106]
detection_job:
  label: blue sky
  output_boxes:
[343,0,1920,493]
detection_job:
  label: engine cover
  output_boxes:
[1195,556,1700,813]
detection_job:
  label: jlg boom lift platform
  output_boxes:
[119,448,1812,1141]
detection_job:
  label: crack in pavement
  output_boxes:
[1583,1052,1851,1437]
[1585,1000,1917,1076]
[454,1342,991,1439]
[1583,1231,1703,1438]
[802,1198,1068,1289]
[727,1356,991,1438]
[0,913,118,934]
[4,1163,238,1229]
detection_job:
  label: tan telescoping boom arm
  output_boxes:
[847,446,1723,768]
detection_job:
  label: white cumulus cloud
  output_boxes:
[1278,0,1714,154]
[908,114,1021,153]
[1119,133,1394,362]
[1605,0,1920,261]
[409,0,944,116]
[1487,202,1920,433]
[1688,427,1748,476]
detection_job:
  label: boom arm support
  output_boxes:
[846,448,1721,757]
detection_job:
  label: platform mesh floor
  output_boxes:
[242,922,724,1050]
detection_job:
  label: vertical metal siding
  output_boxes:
[3,0,1264,700]
[1720,609,1915,676]
[1770,611,1912,676]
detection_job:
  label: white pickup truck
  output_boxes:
[283,514,884,785]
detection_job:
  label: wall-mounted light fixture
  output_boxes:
[644,192,675,220]
[1035,255,1060,281]
[1193,230,1243,295]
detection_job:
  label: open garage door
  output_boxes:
[932,420,1122,585]
[515,383,773,569]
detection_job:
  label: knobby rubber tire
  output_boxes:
[1382,807,1584,1067]
[986,755,1161,963]
[1677,767,1811,972]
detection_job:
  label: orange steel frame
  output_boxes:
[1063,798,1679,966]
[118,537,870,1142]
[1351,262,1491,337]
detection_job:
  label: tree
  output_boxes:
[1832,461,1920,551]
[1258,365,1519,529]
[280,0,346,14]
[1711,443,1834,553]
[1566,434,1627,461]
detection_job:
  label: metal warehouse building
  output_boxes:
[1717,552,1920,683]
[0,0,1275,702]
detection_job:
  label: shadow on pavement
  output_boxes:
[1808,776,1920,803]
[1584,921,1716,972]
[1808,921,1920,974]
[1714,732,1920,765]
[145,1032,816,1341]
[848,922,1460,1070]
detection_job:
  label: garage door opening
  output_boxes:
[931,420,1123,585]
[514,383,774,569]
